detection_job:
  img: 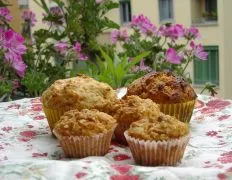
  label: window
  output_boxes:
[18,0,29,9]
[194,46,219,85]
[204,0,218,21]
[159,0,173,22]
[119,0,132,24]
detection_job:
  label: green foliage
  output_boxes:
[21,71,48,97]
[0,80,12,97]
[86,49,150,88]
[22,0,119,97]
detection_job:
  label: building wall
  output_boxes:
[8,0,22,33]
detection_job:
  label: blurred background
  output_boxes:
[6,0,232,99]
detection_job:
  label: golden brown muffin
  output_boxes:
[128,113,189,141]
[42,74,117,112]
[127,71,197,104]
[113,95,160,124]
[54,109,117,136]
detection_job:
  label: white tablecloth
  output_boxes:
[0,95,232,180]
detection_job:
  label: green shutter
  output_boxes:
[194,46,219,85]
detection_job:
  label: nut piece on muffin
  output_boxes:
[53,109,117,158]
[113,95,160,144]
[127,72,197,123]
[125,113,190,166]
[42,74,117,131]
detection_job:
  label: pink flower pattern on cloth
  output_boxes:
[0,95,232,179]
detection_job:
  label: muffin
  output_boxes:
[113,95,160,144]
[127,71,197,123]
[125,113,190,166]
[42,74,116,131]
[53,109,117,158]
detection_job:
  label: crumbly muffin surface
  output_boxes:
[128,113,189,141]
[54,109,117,136]
[113,95,160,124]
[127,72,197,104]
[42,75,116,112]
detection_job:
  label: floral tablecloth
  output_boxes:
[1,95,232,180]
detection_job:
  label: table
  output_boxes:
[0,95,232,180]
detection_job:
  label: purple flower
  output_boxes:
[96,0,104,4]
[73,42,82,53]
[22,10,37,27]
[159,24,185,40]
[129,58,151,72]
[43,6,64,26]
[0,7,12,22]
[190,41,208,60]
[165,48,183,64]
[0,29,27,77]
[72,42,88,61]
[55,42,68,55]
[131,14,157,36]
[184,27,200,40]
[111,29,129,44]
[79,53,88,61]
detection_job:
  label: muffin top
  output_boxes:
[127,72,197,104]
[127,113,189,141]
[53,109,117,136]
[42,74,116,112]
[113,95,160,124]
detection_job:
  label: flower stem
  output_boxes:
[181,56,192,76]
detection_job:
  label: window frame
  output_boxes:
[119,0,132,24]
[158,0,174,23]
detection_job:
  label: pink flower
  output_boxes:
[1,29,27,77]
[78,53,88,61]
[55,41,68,55]
[73,42,82,53]
[110,175,139,180]
[111,165,132,174]
[75,172,87,179]
[159,24,185,40]
[113,154,131,161]
[206,131,218,137]
[22,10,37,27]
[190,41,208,60]
[43,7,64,26]
[131,59,151,72]
[165,48,183,64]
[96,0,104,4]
[20,130,36,138]
[131,14,157,36]
[0,7,12,22]
[184,27,200,40]
[111,29,129,44]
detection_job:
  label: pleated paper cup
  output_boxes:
[53,126,116,158]
[114,123,131,145]
[158,99,196,123]
[124,131,190,166]
[42,105,66,132]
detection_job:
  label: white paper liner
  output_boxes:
[114,123,131,145]
[53,126,116,158]
[124,131,190,166]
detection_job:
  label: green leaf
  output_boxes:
[101,17,120,29]
[126,51,151,70]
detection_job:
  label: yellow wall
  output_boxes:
[8,0,22,33]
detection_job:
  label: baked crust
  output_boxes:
[113,95,160,124]
[54,109,117,136]
[42,75,117,112]
[127,72,197,104]
[128,113,189,141]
